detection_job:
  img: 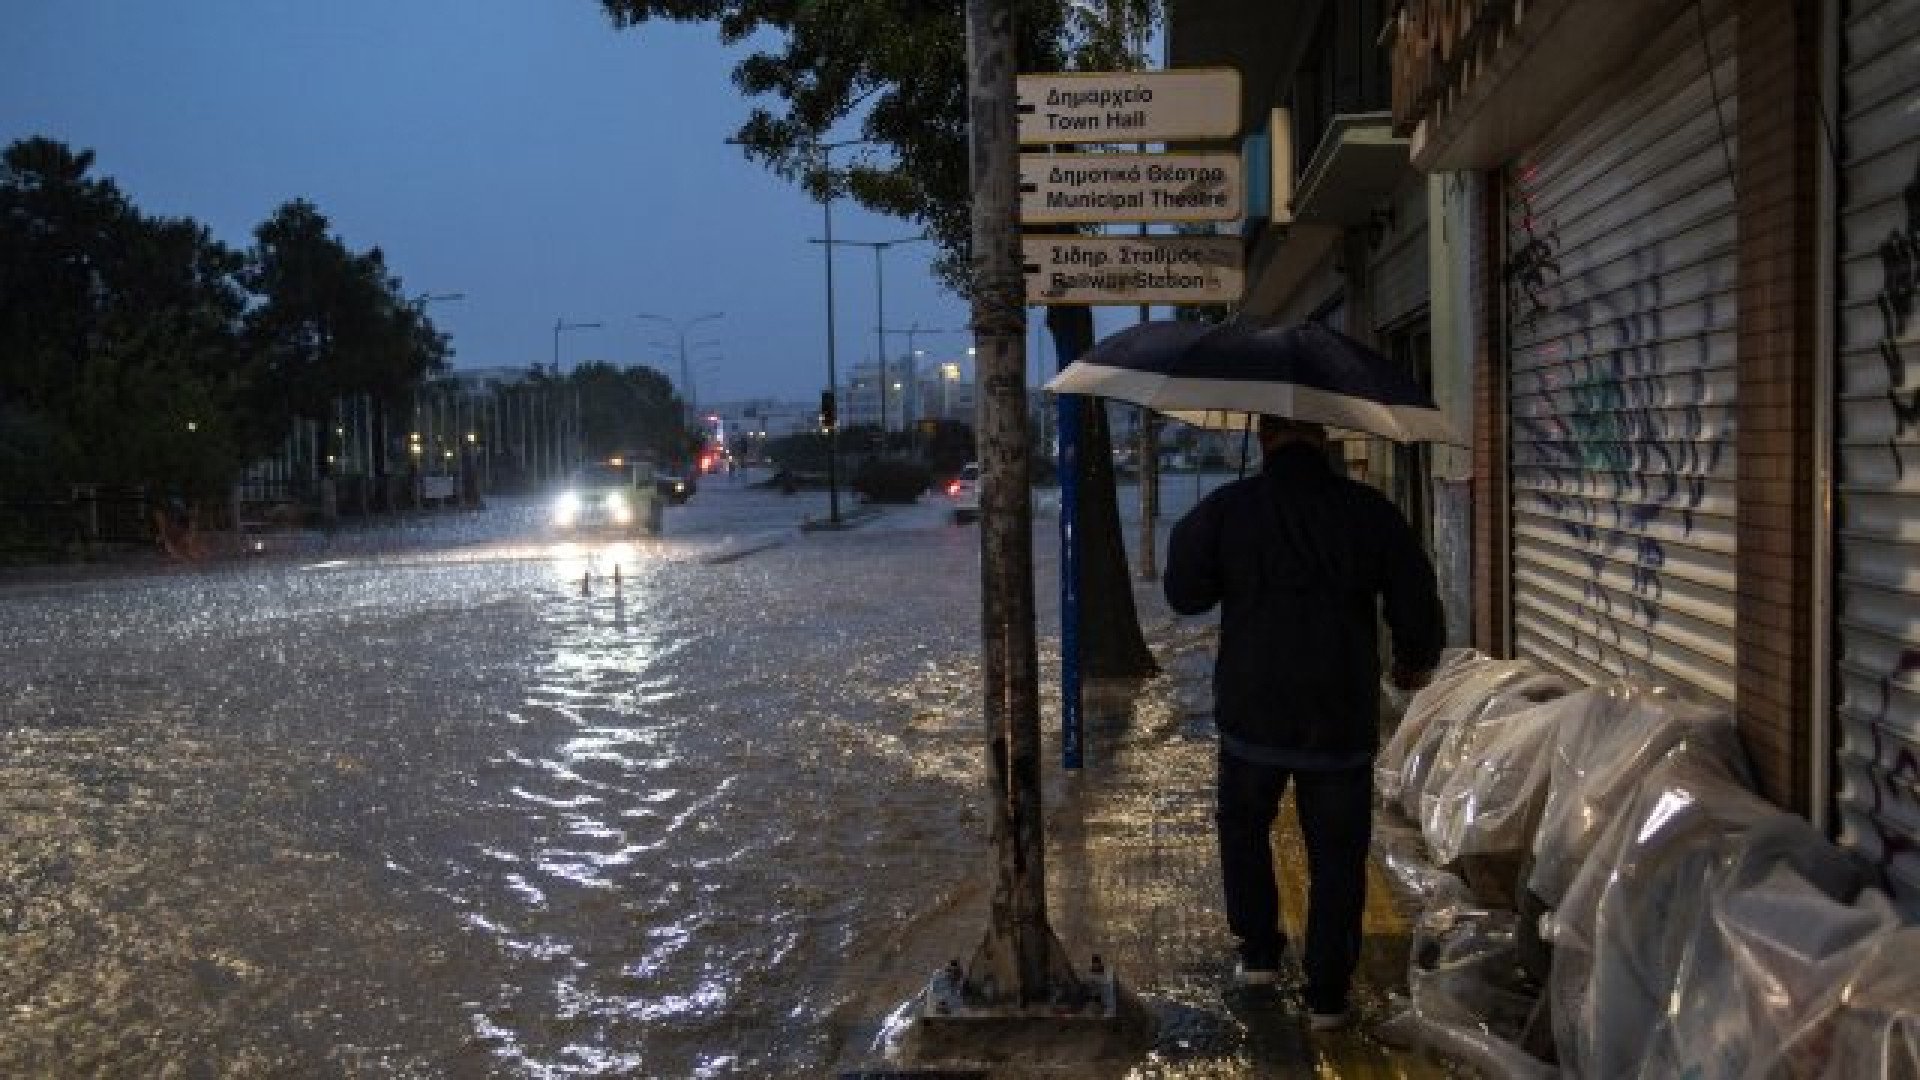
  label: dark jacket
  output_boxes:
[1165,443,1444,757]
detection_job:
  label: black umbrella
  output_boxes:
[1046,319,1455,443]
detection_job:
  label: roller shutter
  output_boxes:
[1505,8,1739,702]
[1833,0,1920,915]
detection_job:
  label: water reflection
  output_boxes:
[0,487,1015,1075]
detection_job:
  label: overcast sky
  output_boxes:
[1,0,1021,405]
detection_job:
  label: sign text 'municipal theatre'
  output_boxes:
[1019,153,1242,223]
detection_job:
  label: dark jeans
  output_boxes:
[1215,749,1373,1013]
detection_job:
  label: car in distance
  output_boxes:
[552,461,651,536]
[946,462,980,523]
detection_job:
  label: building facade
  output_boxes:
[1169,0,1920,915]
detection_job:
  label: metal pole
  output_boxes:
[875,245,888,441]
[1134,15,1159,579]
[822,151,843,525]
[679,325,693,427]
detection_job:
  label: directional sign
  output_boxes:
[1023,234,1243,307]
[1020,152,1242,223]
[1017,68,1240,145]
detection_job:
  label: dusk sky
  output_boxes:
[1,0,1022,406]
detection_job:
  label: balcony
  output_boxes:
[1388,0,1678,170]
[1292,111,1409,224]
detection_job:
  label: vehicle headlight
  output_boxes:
[553,491,581,524]
[605,490,633,524]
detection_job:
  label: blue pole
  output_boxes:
[1053,319,1084,770]
[1057,394,1082,770]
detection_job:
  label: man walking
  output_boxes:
[1164,415,1443,1030]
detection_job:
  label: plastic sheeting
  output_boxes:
[1778,926,1920,1079]
[1378,654,1560,826]
[1546,746,1781,1078]
[1526,683,1748,909]
[1374,663,1917,1079]
[1377,648,1494,806]
[1547,745,1914,1079]
[1376,874,1557,1080]
[1424,688,1568,869]
[1416,673,1566,861]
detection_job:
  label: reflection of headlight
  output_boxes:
[605,491,633,524]
[674,482,685,494]
[553,491,581,524]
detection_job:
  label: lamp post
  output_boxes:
[549,318,601,481]
[895,323,965,434]
[811,234,926,441]
[635,311,724,426]
[551,318,602,377]
[804,137,877,524]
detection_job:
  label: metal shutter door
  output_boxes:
[1834,0,1920,916]
[1506,9,1739,702]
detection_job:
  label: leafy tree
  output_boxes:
[570,360,691,464]
[0,138,252,504]
[766,428,832,474]
[594,0,1160,679]
[244,200,449,491]
[0,138,451,527]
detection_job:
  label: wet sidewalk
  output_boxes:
[862,612,1459,1078]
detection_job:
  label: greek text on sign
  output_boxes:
[1020,153,1242,223]
[1023,234,1243,306]
[1017,68,1240,145]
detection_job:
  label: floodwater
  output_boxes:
[0,472,1221,1077]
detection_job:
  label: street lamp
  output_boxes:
[763,135,878,523]
[811,234,926,437]
[635,311,724,424]
[893,323,965,432]
[551,318,602,376]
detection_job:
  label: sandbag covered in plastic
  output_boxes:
[1635,815,1888,1079]
[1374,874,1557,1080]
[1377,648,1494,806]
[1383,659,1550,823]
[1416,672,1568,863]
[1547,747,1774,1078]
[1526,683,1748,908]
[1424,686,1578,869]
[1780,925,1920,1079]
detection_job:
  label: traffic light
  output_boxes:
[820,390,837,429]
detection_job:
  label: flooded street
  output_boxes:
[2,477,1031,1077]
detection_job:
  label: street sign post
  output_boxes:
[1016,68,1240,145]
[1023,234,1243,306]
[1018,152,1243,223]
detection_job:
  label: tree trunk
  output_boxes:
[1046,305,1159,681]
[962,0,1080,1011]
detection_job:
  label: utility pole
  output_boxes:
[963,0,1081,1010]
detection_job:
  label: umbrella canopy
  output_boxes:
[1045,319,1456,443]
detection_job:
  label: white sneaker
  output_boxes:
[1308,1009,1351,1032]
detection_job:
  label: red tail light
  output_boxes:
[946,480,961,496]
